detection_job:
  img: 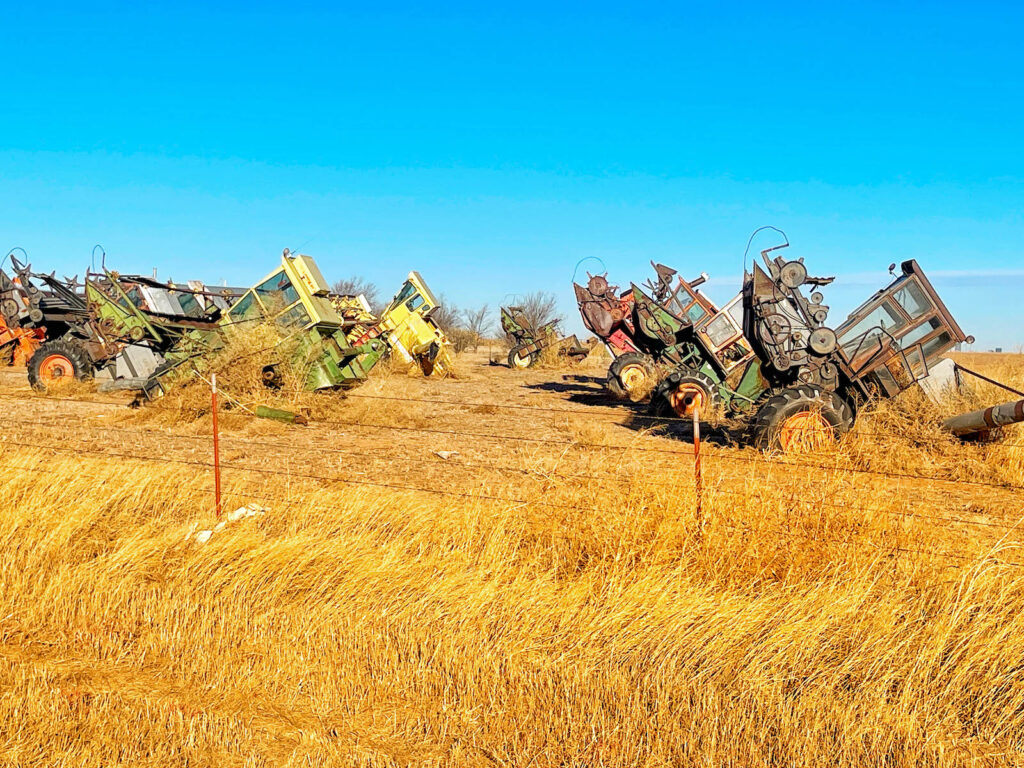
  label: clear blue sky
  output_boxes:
[2,1,1021,348]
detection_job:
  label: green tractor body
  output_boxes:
[17,250,380,398]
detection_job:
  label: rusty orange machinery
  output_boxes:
[0,315,44,366]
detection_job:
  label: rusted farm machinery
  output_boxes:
[0,250,379,396]
[574,262,738,401]
[577,240,992,449]
[333,271,455,378]
[500,305,589,369]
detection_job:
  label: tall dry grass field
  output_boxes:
[0,353,1022,765]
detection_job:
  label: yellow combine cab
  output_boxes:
[340,272,455,377]
[225,250,374,390]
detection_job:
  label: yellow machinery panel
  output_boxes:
[376,272,454,376]
[290,254,332,297]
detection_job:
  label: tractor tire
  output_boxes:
[650,367,717,418]
[508,346,537,369]
[27,340,93,393]
[606,353,657,402]
[829,390,856,430]
[751,384,848,452]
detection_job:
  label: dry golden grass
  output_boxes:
[0,352,1023,765]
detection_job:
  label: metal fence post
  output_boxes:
[693,406,703,533]
[212,372,222,519]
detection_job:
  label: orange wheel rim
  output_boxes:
[619,364,647,391]
[668,383,707,417]
[39,354,75,385]
[778,411,833,452]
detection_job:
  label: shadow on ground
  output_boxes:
[524,374,743,447]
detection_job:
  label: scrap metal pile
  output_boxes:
[575,239,1023,448]
[0,248,454,401]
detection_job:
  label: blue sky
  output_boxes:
[1,1,1021,348]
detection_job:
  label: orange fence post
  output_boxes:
[692,403,700,536]
[212,372,222,519]
[693,406,703,533]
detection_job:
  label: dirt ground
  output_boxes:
[0,350,1021,559]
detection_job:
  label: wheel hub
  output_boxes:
[668,383,707,417]
[778,411,833,452]
[619,363,647,392]
[511,351,531,369]
[39,354,75,384]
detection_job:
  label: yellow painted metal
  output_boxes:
[376,272,454,377]
[236,253,343,328]
[290,255,331,297]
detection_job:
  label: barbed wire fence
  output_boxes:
[1,386,1022,571]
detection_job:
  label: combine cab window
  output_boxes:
[394,283,417,305]
[228,292,261,322]
[704,313,737,348]
[903,345,927,378]
[125,287,144,309]
[406,294,425,312]
[921,331,953,360]
[839,301,907,356]
[275,303,311,330]
[899,316,942,348]
[892,281,930,319]
[726,296,744,327]
[177,292,200,316]
[685,303,709,324]
[255,273,299,311]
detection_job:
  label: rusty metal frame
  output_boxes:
[835,260,972,394]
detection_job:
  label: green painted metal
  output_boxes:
[86,278,163,344]
[255,405,308,424]
[631,285,689,346]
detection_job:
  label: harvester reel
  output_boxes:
[651,367,717,418]
[587,274,609,296]
[751,384,848,452]
[606,352,656,402]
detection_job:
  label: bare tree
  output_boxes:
[431,294,462,333]
[331,276,382,314]
[452,307,491,354]
[517,291,561,333]
[461,304,492,346]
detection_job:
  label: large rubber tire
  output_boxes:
[829,390,856,430]
[750,384,848,451]
[27,340,93,392]
[650,367,718,418]
[606,352,657,402]
[508,346,537,369]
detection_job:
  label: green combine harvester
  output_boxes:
[2,249,383,397]
[576,240,976,450]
